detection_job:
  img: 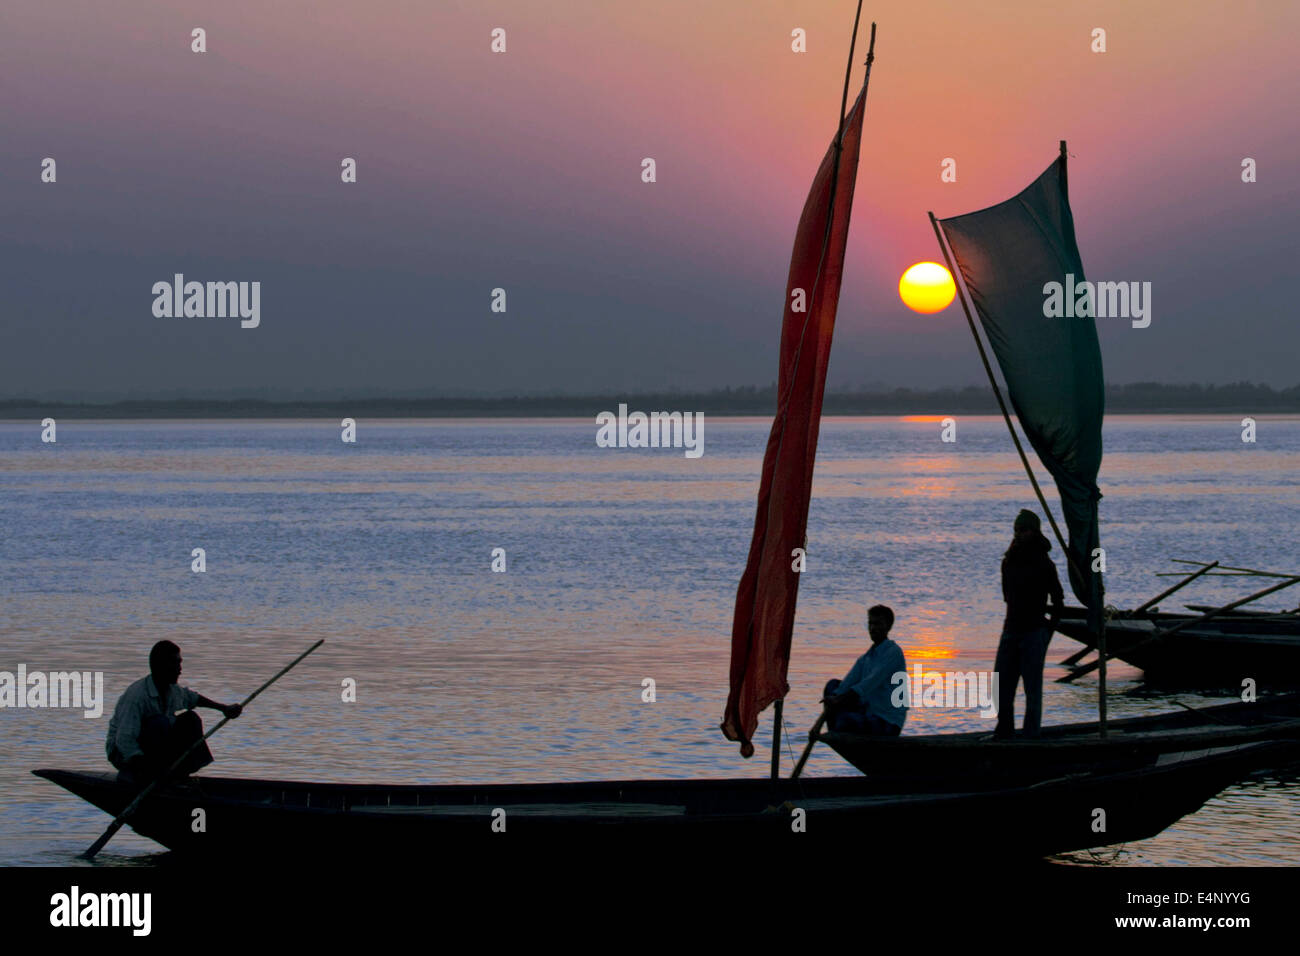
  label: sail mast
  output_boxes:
[928,144,1109,735]
[723,2,875,762]
[1056,138,1108,735]
[766,4,871,779]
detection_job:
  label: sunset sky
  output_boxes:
[3,0,1297,398]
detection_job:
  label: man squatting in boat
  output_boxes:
[993,509,1065,738]
[105,640,242,781]
[822,604,908,735]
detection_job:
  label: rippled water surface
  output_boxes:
[1,416,1297,865]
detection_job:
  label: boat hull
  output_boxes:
[818,693,1300,778]
[1056,608,1300,686]
[33,740,1294,861]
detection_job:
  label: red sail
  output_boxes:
[721,85,868,757]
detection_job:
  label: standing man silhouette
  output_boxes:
[994,510,1064,738]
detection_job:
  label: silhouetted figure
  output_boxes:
[994,510,1064,738]
[822,604,907,736]
[106,640,241,781]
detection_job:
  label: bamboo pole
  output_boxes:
[763,4,873,774]
[791,711,827,780]
[836,4,865,147]
[1132,561,1219,615]
[1155,571,1268,577]
[770,699,784,779]
[1183,604,1300,617]
[1058,645,1093,668]
[1059,576,1300,682]
[1169,559,1298,579]
[1057,140,1109,728]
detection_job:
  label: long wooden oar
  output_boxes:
[790,710,827,779]
[81,639,325,859]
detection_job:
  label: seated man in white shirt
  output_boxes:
[106,640,242,781]
[822,604,907,736]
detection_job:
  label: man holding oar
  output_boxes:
[106,640,242,781]
[81,638,322,859]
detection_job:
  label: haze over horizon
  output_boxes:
[4,1,1297,399]
[4,379,1300,405]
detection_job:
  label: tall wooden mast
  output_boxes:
[770,4,876,777]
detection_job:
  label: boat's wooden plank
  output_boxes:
[1154,743,1257,765]
[825,718,1300,753]
[350,802,686,817]
[793,790,994,811]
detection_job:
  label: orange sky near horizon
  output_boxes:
[3,0,1297,394]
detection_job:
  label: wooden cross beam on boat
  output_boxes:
[1057,574,1300,684]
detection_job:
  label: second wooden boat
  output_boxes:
[819,692,1300,778]
[1056,607,1300,687]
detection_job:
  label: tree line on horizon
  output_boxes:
[2,382,1299,418]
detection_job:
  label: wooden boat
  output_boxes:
[1052,560,1300,686]
[1055,607,1300,686]
[32,738,1297,858]
[820,692,1300,778]
[1059,605,1300,638]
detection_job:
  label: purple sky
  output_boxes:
[3,0,1298,398]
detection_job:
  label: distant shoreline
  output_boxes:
[3,383,1298,419]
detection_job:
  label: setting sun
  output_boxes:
[899,262,957,313]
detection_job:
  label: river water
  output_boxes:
[1,415,1296,865]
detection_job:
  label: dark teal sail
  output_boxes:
[938,151,1103,610]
